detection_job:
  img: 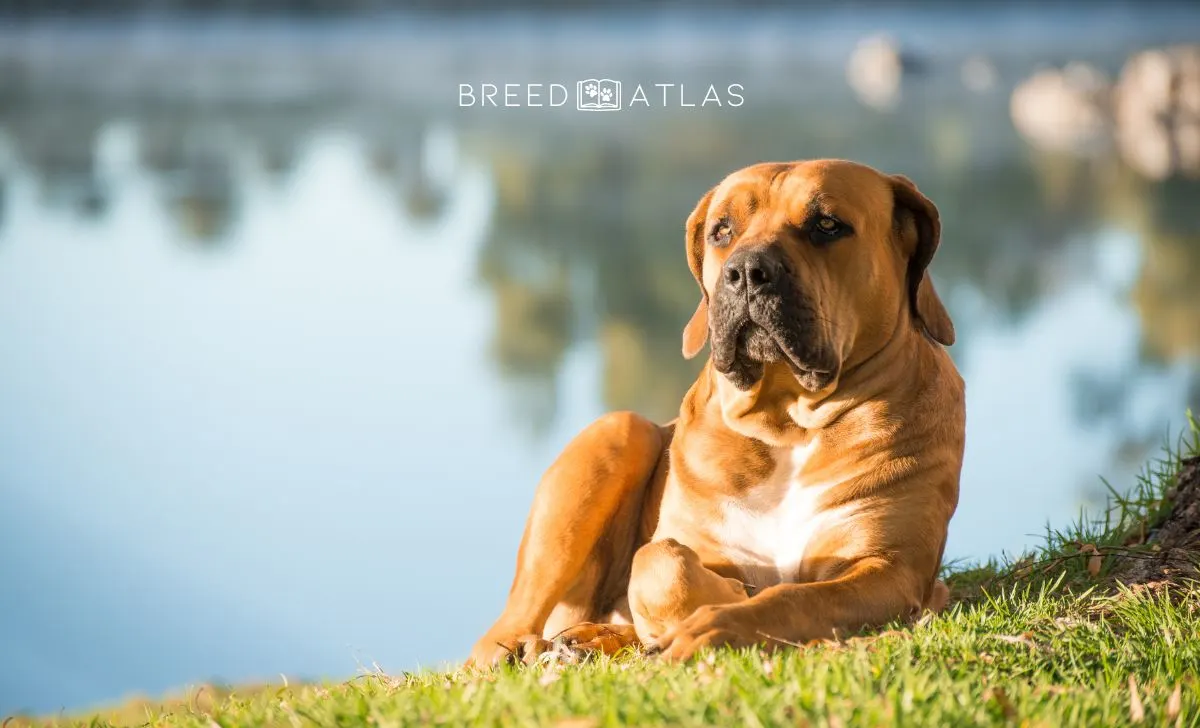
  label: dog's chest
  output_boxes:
[663,441,850,587]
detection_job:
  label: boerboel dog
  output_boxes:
[469,159,965,664]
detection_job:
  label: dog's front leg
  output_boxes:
[627,538,750,647]
[468,412,667,667]
[654,556,937,661]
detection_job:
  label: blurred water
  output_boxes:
[2,8,1200,715]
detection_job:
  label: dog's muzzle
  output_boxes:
[710,245,837,391]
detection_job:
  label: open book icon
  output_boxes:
[577,79,622,111]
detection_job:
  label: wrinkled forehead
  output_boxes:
[710,161,894,229]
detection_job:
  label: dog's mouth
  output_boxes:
[711,298,837,392]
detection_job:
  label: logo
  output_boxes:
[577,79,621,111]
[457,81,744,110]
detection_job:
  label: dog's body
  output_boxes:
[469,160,965,664]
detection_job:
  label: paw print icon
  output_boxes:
[577,79,622,111]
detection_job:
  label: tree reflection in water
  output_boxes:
[0,84,1195,501]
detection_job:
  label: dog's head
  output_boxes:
[681,160,954,392]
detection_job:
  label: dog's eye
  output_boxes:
[810,215,849,243]
[815,216,841,234]
[710,220,733,246]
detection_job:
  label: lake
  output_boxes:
[1,6,1199,714]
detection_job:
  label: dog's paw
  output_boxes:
[467,631,550,668]
[468,623,642,668]
[654,605,762,662]
[554,622,641,656]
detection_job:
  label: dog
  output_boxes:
[468,159,965,664]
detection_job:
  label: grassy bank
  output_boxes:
[18,420,1200,727]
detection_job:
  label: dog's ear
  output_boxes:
[682,187,716,359]
[682,300,709,360]
[890,174,955,346]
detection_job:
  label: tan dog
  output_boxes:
[469,160,964,664]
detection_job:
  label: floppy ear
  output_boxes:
[682,187,716,359]
[890,174,955,346]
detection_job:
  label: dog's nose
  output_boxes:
[723,247,782,296]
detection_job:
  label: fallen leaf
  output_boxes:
[874,629,912,640]
[1167,682,1182,723]
[1129,675,1145,723]
[1079,544,1103,576]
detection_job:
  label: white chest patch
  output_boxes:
[712,441,852,587]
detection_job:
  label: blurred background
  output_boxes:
[2,0,1199,715]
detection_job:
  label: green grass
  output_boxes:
[19,416,1200,727]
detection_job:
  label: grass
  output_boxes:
[15,417,1200,727]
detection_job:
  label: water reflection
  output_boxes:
[1,83,1198,511]
[1128,176,1200,362]
[1,83,1197,501]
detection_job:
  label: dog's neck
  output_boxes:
[688,319,933,449]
